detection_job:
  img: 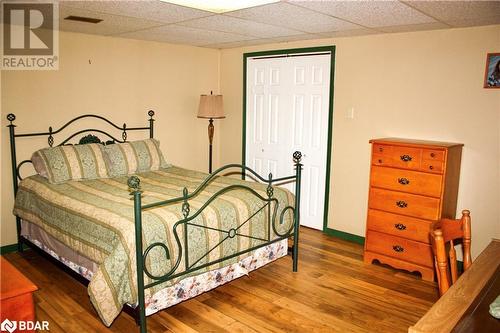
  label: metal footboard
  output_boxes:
[129,153,302,333]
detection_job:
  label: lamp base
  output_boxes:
[208,118,214,173]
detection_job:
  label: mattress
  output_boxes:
[14,166,294,325]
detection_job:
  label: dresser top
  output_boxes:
[369,138,464,148]
[1,256,38,300]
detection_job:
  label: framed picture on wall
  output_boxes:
[484,53,500,88]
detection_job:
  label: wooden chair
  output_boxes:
[430,210,472,296]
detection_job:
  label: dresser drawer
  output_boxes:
[366,209,433,243]
[370,166,443,197]
[422,148,445,161]
[366,230,433,267]
[369,188,440,220]
[421,159,444,174]
[372,144,421,170]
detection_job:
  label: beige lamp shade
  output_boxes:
[197,94,225,119]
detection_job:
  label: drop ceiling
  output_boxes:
[59,0,500,49]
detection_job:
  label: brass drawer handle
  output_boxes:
[400,154,412,162]
[378,159,383,163]
[429,165,434,170]
[393,245,404,252]
[398,177,410,185]
[430,152,435,158]
[396,200,408,208]
[399,155,413,162]
[378,147,384,152]
[394,223,407,230]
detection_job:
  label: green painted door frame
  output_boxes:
[242,45,336,233]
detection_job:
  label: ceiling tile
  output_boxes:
[179,15,305,38]
[404,1,500,22]
[446,15,500,27]
[271,33,326,43]
[320,28,381,38]
[118,24,255,46]
[59,5,163,36]
[203,38,276,49]
[61,0,213,24]
[291,0,436,28]
[226,2,362,33]
[378,22,450,33]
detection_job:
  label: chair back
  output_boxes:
[430,210,471,296]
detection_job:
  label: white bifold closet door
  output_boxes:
[246,53,331,230]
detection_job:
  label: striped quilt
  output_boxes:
[14,166,294,326]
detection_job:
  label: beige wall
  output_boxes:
[219,25,500,258]
[2,26,499,260]
[1,31,220,246]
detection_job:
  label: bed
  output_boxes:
[6,111,302,333]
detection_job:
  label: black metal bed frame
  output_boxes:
[6,111,302,333]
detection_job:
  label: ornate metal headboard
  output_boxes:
[6,110,155,194]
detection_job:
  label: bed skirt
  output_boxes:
[20,219,288,316]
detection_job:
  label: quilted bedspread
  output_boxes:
[14,166,294,325]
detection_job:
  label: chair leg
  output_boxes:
[434,230,451,295]
[462,210,472,270]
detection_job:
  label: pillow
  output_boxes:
[32,143,109,184]
[103,138,169,177]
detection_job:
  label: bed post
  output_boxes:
[128,176,147,333]
[148,110,155,139]
[292,151,302,272]
[7,113,23,252]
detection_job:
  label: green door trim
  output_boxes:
[242,45,336,233]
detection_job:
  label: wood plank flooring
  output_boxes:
[3,227,438,332]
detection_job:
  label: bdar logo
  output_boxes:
[0,319,17,333]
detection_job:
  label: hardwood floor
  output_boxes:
[3,227,438,333]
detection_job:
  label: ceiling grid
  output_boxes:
[57,0,500,48]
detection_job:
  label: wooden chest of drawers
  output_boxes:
[364,138,463,281]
